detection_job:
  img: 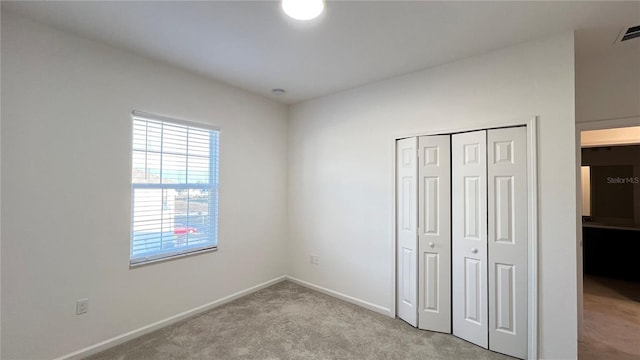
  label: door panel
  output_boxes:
[494,177,514,243]
[495,263,515,332]
[401,248,414,306]
[423,253,439,311]
[464,177,481,238]
[488,127,527,359]
[453,130,488,348]
[417,135,451,333]
[465,257,482,324]
[423,177,439,234]
[397,137,418,327]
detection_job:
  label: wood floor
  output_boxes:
[579,276,640,360]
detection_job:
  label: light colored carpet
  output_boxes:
[86,281,514,360]
[579,276,640,360]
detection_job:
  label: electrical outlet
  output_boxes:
[76,298,89,315]
[310,255,320,265]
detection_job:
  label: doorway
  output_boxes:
[576,121,640,359]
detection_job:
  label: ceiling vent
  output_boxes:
[616,25,640,43]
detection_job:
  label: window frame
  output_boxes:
[129,110,220,267]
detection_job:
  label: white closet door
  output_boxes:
[452,130,488,348]
[488,127,528,359]
[397,137,418,327]
[417,135,451,333]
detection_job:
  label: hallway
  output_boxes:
[579,276,640,360]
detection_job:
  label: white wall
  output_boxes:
[0,11,3,358]
[2,9,584,360]
[576,40,640,123]
[288,33,577,359]
[1,12,288,360]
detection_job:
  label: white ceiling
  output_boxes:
[3,1,639,104]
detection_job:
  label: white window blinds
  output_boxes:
[130,111,219,265]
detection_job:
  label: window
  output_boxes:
[130,111,219,265]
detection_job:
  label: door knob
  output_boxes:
[471,248,478,254]
[429,242,435,248]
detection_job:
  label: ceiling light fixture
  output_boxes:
[281,0,325,21]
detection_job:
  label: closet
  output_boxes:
[396,127,528,359]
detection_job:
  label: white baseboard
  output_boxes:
[285,276,392,317]
[54,275,392,360]
[55,275,287,360]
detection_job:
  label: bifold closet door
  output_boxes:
[400,128,528,358]
[452,130,488,348]
[488,127,527,359]
[417,135,451,333]
[396,137,418,327]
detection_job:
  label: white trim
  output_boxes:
[54,276,287,360]
[390,116,539,360]
[285,276,393,317]
[129,246,218,268]
[526,117,539,360]
[575,123,584,344]
[132,110,221,131]
[389,138,398,319]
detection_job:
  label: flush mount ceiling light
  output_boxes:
[281,0,325,21]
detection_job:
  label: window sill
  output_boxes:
[129,246,218,268]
